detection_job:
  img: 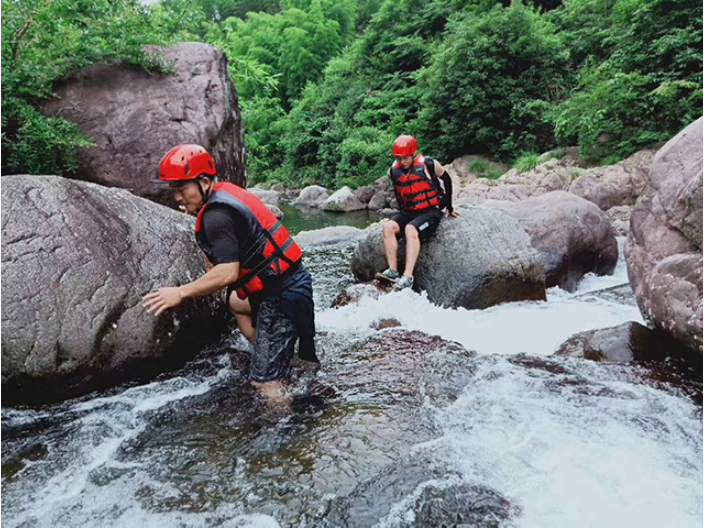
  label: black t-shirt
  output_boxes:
[199,204,249,264]
[199,203,303,295]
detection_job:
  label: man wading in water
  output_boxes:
[376,135,460,290]
[143,145,318,407]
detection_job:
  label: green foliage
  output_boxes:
[1,0,195,175]
[416,1,569,161]
[550,0,702,162]
[486,169,503,179]
[468,159,489,175]
[335,127,395,187]
[208,1,348,105]
[513,152,540,172]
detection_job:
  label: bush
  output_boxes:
[513,152,541,172]
[1,0,192,175]
[468,159,489,175]
[416,1,570,161]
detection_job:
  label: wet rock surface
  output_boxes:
[555,322,703,404]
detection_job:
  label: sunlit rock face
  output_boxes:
[40,42,246,206]
[625,118,703,355]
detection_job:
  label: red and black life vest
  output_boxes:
[195,182,302,300]
[389,155,442,212]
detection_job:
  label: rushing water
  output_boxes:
[2,215,702,527]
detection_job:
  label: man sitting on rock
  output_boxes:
[376,135,460,290]
[143,144,318,406]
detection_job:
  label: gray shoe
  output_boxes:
[394,275,414,291]
[375,268,400,284]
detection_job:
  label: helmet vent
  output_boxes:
[184,164,190,175]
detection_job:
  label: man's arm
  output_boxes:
[143,262,239,316]
[434,160,459,218]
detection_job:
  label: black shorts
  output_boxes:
[248,265,317,383]
[390,208,443,242]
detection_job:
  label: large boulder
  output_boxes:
[485,191,618,291]
[293,185,330,208]
[350,208,546,309]
[368,190,389,210]
[1,176,228,405]
[322,186,366,212]
[40,42,246,205]
[355,186,376,205]
[247,188,281,205]
[625,118,703,354]
[569,149,654,210]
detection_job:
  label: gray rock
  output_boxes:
[322,186,366,212]
[389,196,399,210]
[351,208,546,309]
[295,226,364,246]
[569,149,654,210]
[484,191,618,291]
[39,43,245,206]
[606,205,633,236]
[247,188,280,205]
[367,190,389,210]
[1,176,228,405]
[355,186,375,205]
[374,175,391,192]
[377,208,399,217]
[625,118,703,354]
[293,185,330,208]
[265,203,284,219]
[555,322,685,362]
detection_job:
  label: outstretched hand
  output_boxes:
[143,287,183,316]
[445,209,460,218]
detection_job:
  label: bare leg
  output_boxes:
[229,295,256,343]
[251,380,292,408]
[404,224,421,278]
[382,220,401,271]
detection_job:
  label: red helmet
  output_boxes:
[158,144,216,183]
[392,135,417,157]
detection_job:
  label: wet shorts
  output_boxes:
[249,296,298,382]
[248,265,317,383]
[390,208,443,242]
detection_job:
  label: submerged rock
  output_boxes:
[1,176,228,405]
[351,208,546,309]
[317,456,516,527]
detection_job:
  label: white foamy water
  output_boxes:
[318,239,642,355]
[2,237,700,528]
[418,357,703,528]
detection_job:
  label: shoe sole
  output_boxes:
[375,273,398,285]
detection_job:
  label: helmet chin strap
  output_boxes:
[198,177,212,203]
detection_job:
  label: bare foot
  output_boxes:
[251,380,292,409]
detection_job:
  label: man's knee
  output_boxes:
[405,224,419,239]
[229,295,251,316]
[383,221,400,236]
